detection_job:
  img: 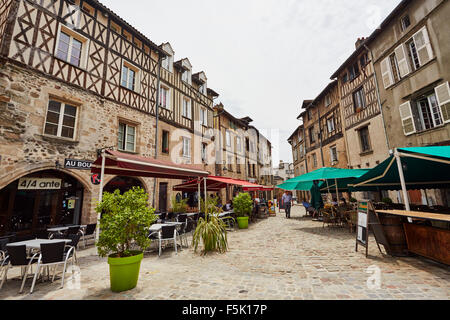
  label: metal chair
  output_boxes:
[67,226,81,235]
[1,245,40,293]
[80,224,96,248]
[178,219,195,247]
[156,225,178,257]
[0,238,10,288]
[30,241,75,294]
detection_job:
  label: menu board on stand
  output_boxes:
[356,200,370,258]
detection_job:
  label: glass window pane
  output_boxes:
[46,111,60,125]
[64,105,77,117]
[72,38,82,50]
[121,67,128,87]
[48,100,62,113]
[118,123,125,150]
[126,142,134,152]
[44,123,58,136]
[62,115,75,127]
[61,126,74,138]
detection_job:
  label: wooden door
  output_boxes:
[159,183,168,212]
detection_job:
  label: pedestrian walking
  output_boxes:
[282,191,293,219]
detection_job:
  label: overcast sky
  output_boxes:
[102,0,401,166]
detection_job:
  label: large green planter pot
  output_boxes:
[236,216,249,229]
[107,251,143,292]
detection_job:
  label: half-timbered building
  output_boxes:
[0,0,218,237]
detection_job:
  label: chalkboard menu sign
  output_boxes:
[356,200,370,257]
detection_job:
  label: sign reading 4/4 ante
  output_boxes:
[64,159,93,170]
[18,178,62,190]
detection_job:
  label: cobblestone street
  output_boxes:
[1,206,449,300]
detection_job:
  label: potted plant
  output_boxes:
[233,192,253,229]
[96,187,157,292]
[193,196,229,255]
[170,195,188,214]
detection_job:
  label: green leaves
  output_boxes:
[171,195,188,213]
[233,193,253,217]
[95,187,157,258]
[192,213,228,255]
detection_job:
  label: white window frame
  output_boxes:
[121,61,141,93]
[381,56,394,89]
[54,25,89,69]
[182,136,191,158]
[200,108,207,126]
[182,70,192,85]
[416,93,443,130]
[236,136,242,153]
[118,122,137,153]
[159,85,171,110]
[182,97,191,119]
[162,55,174,72]
[434,82,450,124]
[330,146,338,163]
[44,100,78,140]
[327,117,336,133]
[226,130,231,147]
[325,95,331,107]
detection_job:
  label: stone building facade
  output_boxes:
[366,0,450,206]
[0,0,226,237]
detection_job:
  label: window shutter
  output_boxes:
[394,44,411,78]
[434,82,450,124]
[399,101,416,135]
[381,57,394,88]
[413,26,433,66]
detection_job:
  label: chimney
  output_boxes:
[355,37,366,49]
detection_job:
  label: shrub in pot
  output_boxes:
[96,187,157,292]
[233,192,253,229]
[170,195,188,214]
[193,196,229,255]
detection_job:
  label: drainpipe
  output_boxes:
[364,44,390,152]
[152,55,163,208]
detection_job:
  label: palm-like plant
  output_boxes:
[192,196,231,255]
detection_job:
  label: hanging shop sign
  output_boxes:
[18,178,62,190]
[91,174,101,185]
[64,159,93,170]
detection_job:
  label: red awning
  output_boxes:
[173,176,273,192]
[91,150,210,179]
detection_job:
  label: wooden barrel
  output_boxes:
[379,214,409,256]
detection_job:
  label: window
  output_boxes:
[182,137,191,158]
[309,127,315,144]
[406,39,421,71]
[182,70,191,84]
[358,127,371,153]
[182,98,191,119]
[44,100,77,139]
[56,30,83,67]
[118,123,136,152]
[159,85,170,109]
[307,109,312,121]
[400,15,411,32]
[199,83,207,95]
[250,141,255,153]
[236,157,241,173]
[162,130,169,154]
[226,130,231,147]
[236,137,242,153]
[200,108,207,126]
[342,72,348,83]
[312,154,317,168]
[353,87,366,112]
[389,53,401,83]
[227,155,233,171]
[293,148,298,162]
[121,63,138,91]
[360,53,369,67]
[162,55,173,72]
[325,94,331,107]
[415,93,443,131]
[201,143,207,162]
[327,117,336,133]
[330,146,338,163]
[348,63,359,81]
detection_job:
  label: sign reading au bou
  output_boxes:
[18,178,62,190]
[64,159,92,170]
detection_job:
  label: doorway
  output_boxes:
[159,182,168,212]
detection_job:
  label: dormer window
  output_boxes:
[182,70,191,85]
[400,15,411,32]
[161,43,174,73]
[199,83,207,95]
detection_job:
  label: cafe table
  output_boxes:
[7,238,72,250]
[149,222,184,233]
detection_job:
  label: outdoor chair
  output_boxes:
[322,209,338,228]
[29,241,75,294]
[178,219,195,247]
[34,229,50,239]
[345,211,358,233]
[166,212,175,222]
[67,226,81,235]
[157,225,179,257]
[158,212,167,223]
[65,234,81,263]
[0,238,10,288]
[177,214,188,224]
[1,245,40,293]
[80,223,96,249]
